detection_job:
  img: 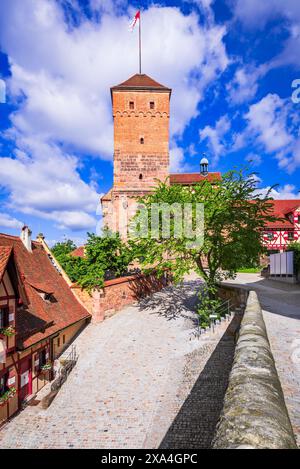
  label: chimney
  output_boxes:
[20,225,32,252]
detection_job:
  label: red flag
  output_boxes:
[129,10,140,31]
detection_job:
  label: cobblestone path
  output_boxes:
[0,279,233,449]
[223,273,300,446]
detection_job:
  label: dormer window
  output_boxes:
[129,101,134,110]
[38,291,55,303]
[150,101,155,110]
[44,293,54,302]
[140,137,144,144]
[31,283,56,303]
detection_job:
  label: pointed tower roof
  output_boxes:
[111,73,171,94]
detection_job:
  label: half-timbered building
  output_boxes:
[0,227,90,425]
[262,200,300,252]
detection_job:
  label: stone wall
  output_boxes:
[213,290,297,449]
[70,285,93,313]
[217,284,248,309]
[72,271,171,323]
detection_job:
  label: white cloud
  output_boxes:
[199,115,230,163]
[258,184,300,200]
[0,140,100,231]
[0,0,230,231]
[0,213,23,230]
[246,153,262,167]
[232,0,300,70]
[245,94,292,153]
[169,146,195,173]
[169,147,185,173]
[232,0,300,29]
[244,93,300,171]
[226,64,267,105]
[271,24,300,69]
[89,0,126,13]
[50,210,97,231]
[0,0,229,153]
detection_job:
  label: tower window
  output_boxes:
[150,101,155,109]
[140,137,144,144]
[139,174,143,180]
[129,101,134,110]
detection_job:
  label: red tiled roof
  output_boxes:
[0,233,90,349]
[170,172,222,185]
[70,246,85,258]
[111,74,171,92]
[264,200,300,229]
[27,280,54,294]
[0,246,12,282]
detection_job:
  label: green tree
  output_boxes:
[79,231,133,290]
[51,230,134,291]
[51,239,77,258]
[288,242,300,274]
[51,239,83,283]
[130,169,279,293]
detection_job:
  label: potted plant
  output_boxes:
[40,362,52,373]
[0,387,17,406]
[0,326,15,337]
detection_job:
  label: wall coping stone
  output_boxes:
[213,290,297,449]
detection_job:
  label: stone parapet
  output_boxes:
[213,290,297,449]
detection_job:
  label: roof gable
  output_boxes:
[0,246,12,282]
[0,234,90,348]
[111,73,171,93]
[264,200,300,228]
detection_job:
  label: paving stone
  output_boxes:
[0,277,230,449]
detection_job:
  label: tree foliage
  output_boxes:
[51,239,81,282]
[288,241,300,274]
[51,230,133,290]
[130,169,279,292]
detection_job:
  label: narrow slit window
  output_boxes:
[140,137,144,144]
[139,174,143,180]
[129,101,134,110]
[0,308,9,329]
[0,372,8,396]
[39,349,47,369]
[150,101,155,109]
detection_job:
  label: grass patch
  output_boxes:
[237,267,261,273]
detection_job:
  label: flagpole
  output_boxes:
[139,11,142,74]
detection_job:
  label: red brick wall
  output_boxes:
[112,90,170,192]
[91,272,171,323]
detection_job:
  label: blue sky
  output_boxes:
[0,0,300,246]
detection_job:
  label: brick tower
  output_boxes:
[101,74,172,237]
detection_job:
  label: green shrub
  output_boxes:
[197,284,222,328]
[288,242,300,274]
